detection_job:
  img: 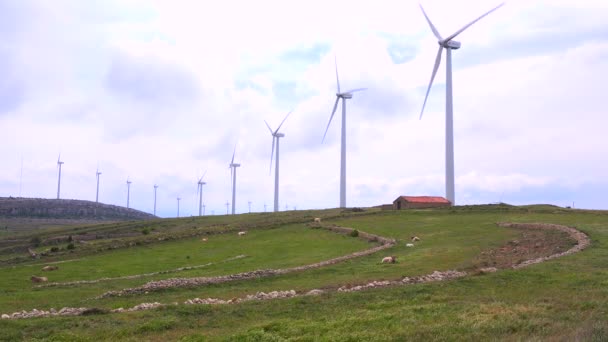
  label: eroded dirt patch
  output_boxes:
[471,225,579,270]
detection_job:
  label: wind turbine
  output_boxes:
[177,197,181,217]
[418,2,504,205]
[95,167,102,203]
[265,110,292,212]
[56,154,64,200]
[153,184,159,216]
[322,56,367,208]
[202,203,206,216]
[225,201,229,215]
[228,144,240,215]
[248,201,252,213]
[126,177,132,209]
[196,171,207,216]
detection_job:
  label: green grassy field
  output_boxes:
[1,205,607,341]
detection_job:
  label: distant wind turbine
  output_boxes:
[225,201,229,215]
[322,56,367,208]
[202,203,206,216]
[177,197,181,217]
[153,184,159,216]
[95,166,102,203]
[418,2,505,205]
[19,156,23,197]
[248,201,252,213]
[56,154,64,200]
[265,110,292,212]
[197,171,207,216]
[228,144,241,215]
[126,177,132,209]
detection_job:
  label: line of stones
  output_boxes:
[1,222,591,320]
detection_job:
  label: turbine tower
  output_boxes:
[322,57,366,208]
[177,197,181,218]
[56,154,64,200]
[153,184,159,216]
[228,145,240,215]
[126,177,132,209]
[265,110,292,212]
[418,2,504,205]
[95,167,102,203]
[196,171,207,216]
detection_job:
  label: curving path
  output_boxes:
[0,222,591,320]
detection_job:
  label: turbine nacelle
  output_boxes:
[273,132,285,138]
[230,163,241,168]
[337,93,353,99]
[441,40,461,49]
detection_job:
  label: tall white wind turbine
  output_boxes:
[126,177,132,209]
[322,57,366,208]
[418,2,504,205]
[196,171,207,216]
[56,154,64,200]
[153,184,159,216]
[95,167,102,203]
[265,110,292,212]
[177,197,181,218]
[228,145,240,215]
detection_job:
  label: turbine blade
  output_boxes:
[335,55,340,93]
[344,88,367,93]
[231,144,236,164]
[264,120,273,134]
[275,110,292,133]
[269,136,275,175]
[420,45,443,120]
[322,97,340,143]
[201,170,207,181]
[444,2,505,42]
[419,4,443,40]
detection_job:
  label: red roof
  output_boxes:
[396,196,451,204]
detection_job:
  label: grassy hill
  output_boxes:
[0,205,606,341]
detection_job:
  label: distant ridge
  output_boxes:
[0,197,156,221]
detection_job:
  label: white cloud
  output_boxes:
[1,0,608,216]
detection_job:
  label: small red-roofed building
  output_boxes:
[393,196,452,210]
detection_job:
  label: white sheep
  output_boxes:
[201,238,208,242]
[381,256,396,263]
[411,236,420,242]
[406,243,414,247]
[238,231,247,236]
[313,218,321,223]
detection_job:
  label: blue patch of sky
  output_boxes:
[278,43,331,65]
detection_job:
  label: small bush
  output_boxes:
[350,229,359,237]
[142,228,150,235]
[30,237,42,247]
[66,243,75,250]
[50,247,59,253]
[67,235,73,242]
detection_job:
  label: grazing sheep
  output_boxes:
[27,248,38,258]
[238,231,247,236]
[201,238,208,242]
[406,243,414,247]
[411,236,420,242]
[42,265,58,271]
[313,218,321,223]
[30,276,48,283]
[381,256,396,264]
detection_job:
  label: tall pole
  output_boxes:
[153,185,158,216]
[95,171,101,203]
[264,203,267,212]
[248,201,251,213]
[198,182,204,216]
[203,204,206,216]
[274,137,280,212]
[19,157,23,197]
[56,162,63,200]
[177,197,181,217]
[445,48,455,205]
[127,180,132,208]
[340,97,347,208]
[225,201,229,215]
[231,167,237,215]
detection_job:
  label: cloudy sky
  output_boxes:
[1,0,607,217]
